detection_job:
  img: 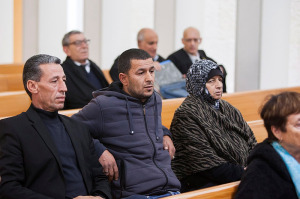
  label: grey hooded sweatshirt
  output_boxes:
[72,82,181,198]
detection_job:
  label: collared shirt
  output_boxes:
[74,60,91,73]
[187,52,200,64]
[153,54,159,62]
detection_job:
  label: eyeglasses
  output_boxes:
[183,38,201,43]
[68,39,90,46]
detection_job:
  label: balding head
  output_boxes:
[182,27,202,56]
[137,28,158,58]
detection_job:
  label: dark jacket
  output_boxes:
[72,82,181,198]
[167,48,227,92]
[235,139,298,199]
[109,55,165,82]
[62,56,109,109]
[0,106,111,199]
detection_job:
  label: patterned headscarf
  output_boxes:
[186,59,223,109]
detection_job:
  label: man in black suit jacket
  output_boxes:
[62,30,109,109]
[0,54,111,199]
[109,28,165,82]
[167,27,227,92]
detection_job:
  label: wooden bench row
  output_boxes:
[161,86,300,129]
[163,181,240,199]
[0,74,24,92]
[0,63,24,74]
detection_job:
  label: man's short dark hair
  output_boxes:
[23,54,61,98]
[62,30,82,46]
[118,48,152,74]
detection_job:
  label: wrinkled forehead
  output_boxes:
[39,63,65,79]
[129,58,154,71]
[69,33,85,41]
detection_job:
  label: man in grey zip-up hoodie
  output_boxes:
[72,49,181,198]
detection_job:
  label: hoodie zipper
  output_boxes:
[143,104,168,190]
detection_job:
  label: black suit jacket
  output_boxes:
[62,57,109,109]
[167,48,227,92]
[109,55,165,82]
[0,106,111,199]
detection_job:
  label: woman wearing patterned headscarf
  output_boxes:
[170,59,257,192]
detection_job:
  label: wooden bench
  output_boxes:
[222,86,300,121]
[162,181,240,199]
[162,97,185,129]
[0,63,24,74]
[102,69,113,84]
[161,86,300,129]
[0,73,24,91]
[0,91,31,117]
[58,108,80,117]
[248,120,267,142]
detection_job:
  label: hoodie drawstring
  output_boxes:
[125,97,134,135]
[154,96,159,141]
[125,95,159,141]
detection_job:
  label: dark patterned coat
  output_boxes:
[170,95,257,180]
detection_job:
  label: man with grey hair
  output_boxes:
[0,54,111,199]
[109,28,165,82]
[62,30,109,109]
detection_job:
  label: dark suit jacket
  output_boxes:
[167,48,227,92]
[109,55,165,82]
[62,57,109,110]
[0,106,111,199]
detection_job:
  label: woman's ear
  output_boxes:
[271,125,282,141]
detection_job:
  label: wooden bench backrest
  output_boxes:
[102,69,113,84]
[0,74,24,91]
[58,108,81,117]
[162,181,240,199]
[248,120,267,142]
[161,86,300,129]
[222,86,300,121]
[0,63,24,74]
[0,91,31,117]
[162,98,185,129]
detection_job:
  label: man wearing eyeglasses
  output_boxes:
[167,27,227,92]
[62,30,109,110]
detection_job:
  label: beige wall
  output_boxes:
[2,0,299,92]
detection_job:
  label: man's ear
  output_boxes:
[181,38,185,45]
[63,46,70,56]
[271,125,282,141]
[199,37,202,45]
[119,73,128,86]
[27,80,38,95]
